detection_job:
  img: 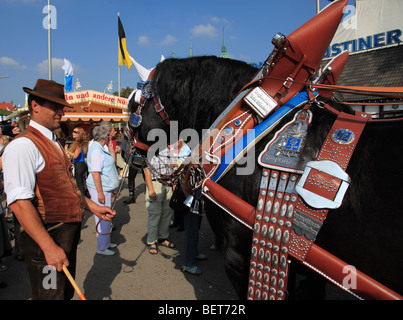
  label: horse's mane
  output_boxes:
[153,56,258,134]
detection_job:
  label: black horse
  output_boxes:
[127,56,403,299]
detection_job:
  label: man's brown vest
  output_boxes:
[16,125,84,223]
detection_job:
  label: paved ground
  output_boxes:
[0,174,238,301]
[0,173,358,306]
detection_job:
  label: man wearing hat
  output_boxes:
[2,79,116,300]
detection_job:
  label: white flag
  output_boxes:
[62,58,74,76]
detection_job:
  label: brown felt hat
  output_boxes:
[23,79,72,108]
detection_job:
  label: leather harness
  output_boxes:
[201,101,403,300]
[127,58,403,301]
[128,68,171,153]
[129,69,403,300]
[246,103,369,300]
[126,0,403,300]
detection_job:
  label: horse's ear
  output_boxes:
[129,56,151,82]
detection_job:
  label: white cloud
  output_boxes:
[159,34,177,46]
[0,57,27,69]
[211,16,230,24]
[37,58,65,75]
[138,35,150,45]
[190,23,218,38]
[211,16,221,23]
[137,34,177,47]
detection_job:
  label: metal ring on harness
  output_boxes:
[141,80,155,99]
[129,112,142,128]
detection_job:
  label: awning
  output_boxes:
[63,90,129,123]
[62,112,129,122]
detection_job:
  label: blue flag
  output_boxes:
[62,58,74,92]
[65,74,73,92]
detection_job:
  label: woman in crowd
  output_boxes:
[0,154,11,288]
[65,126,89,197]
[86,126,119,256]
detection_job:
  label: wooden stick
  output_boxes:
[62,265,87,300]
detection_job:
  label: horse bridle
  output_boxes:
[123,76,175,187]
[124,76,196,187]
[127,69,170,151]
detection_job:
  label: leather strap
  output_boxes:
[264,76,403,100]
[201,108,257,184]
[153,96,170,126]
[132,130,150,151]
[289,108,369,261]
[304,245,403,300]
[247,169,300,300]
[313,82,403,99]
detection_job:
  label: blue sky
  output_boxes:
[0,0,348,107]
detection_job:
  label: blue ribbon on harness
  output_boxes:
[210,91,316,182]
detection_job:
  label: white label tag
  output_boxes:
[244,87,278,118]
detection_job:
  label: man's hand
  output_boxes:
[43,242,69,272]
[9,200,70,272]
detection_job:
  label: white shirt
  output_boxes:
[2,120,63,205]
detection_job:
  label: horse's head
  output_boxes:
[121,57,172,169]
[128,77,170,146]
[123,56,258,169]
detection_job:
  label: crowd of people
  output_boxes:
[0,119,22,289]
[0,78,208,299]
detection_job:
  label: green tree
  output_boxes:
[113,86,134,98]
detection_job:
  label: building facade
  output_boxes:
[323,0,403,117]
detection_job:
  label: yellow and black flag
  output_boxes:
[118,14,132,71]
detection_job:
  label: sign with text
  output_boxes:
[65,90,128,113]
[325,0,403,58]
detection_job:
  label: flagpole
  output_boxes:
[118,65,121,96]
[317,0,322,14]
[48,0,52,80]
[118,11,121,97]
